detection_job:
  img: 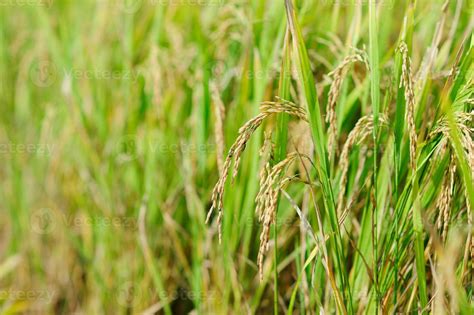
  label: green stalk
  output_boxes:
[285,1,351,312]
[272,28,292,315]
[394,2,415,309]
[413,189,428,313]
[273,222,278,315]
[368,1,380,310]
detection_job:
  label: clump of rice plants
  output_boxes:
[205,0,473,313]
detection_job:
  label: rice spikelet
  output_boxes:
[255,152,299,280]
[337,115,387,215]
[430,111,473,212]
[207,99,308,243]
[326,50,369,159]
[430,111,473,269]
[399,42,417,171]
[436,160,456,242]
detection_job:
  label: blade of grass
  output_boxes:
[393,2,415,308]
[272,28,292,315]
[368,0,381,310]
[288,240,323,315]
[285,1,351,312]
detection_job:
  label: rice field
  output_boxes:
[0,0,473,314]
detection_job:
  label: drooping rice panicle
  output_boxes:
[436,160,456,243]
[399,42,418,171]
[326,49,369,159]
[206,99,308,242]
[256,152,301,279]
[337,115,387,215]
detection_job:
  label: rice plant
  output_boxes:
[0,0,472,314]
